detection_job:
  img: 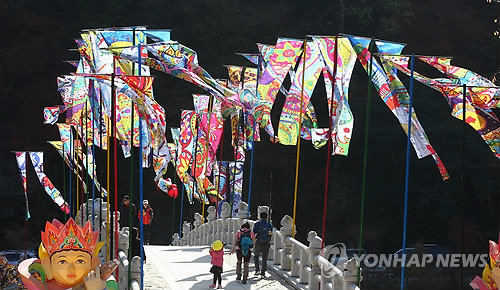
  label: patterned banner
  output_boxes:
[238,53,260,66]
[254,38,304,137]
[383,55,500,160]
[213,161,229,215]
[177,110,197,181]
[14,152,30,220]
[43,106,66,125]
[278,41,323,145]
[419,57,500,109]
[28,152,70,214]
[110,42,245,110]
[375,43,449,179]
[57,75,88,127]
[170,127,181,167]
[82,74,171,192]
[193,94,210,114]
[312,36,357,155]
[346,35,443,166]
[228,161,244,217]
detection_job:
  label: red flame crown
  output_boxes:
[41,218,99,257]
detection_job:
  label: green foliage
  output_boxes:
[345,0,414,36]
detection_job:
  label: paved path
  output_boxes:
[144,245,295,289]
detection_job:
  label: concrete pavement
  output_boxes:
[144,245,295,289]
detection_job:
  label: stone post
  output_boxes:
[279,215,293,270]
[171,233,179,246]
[193,213,203,246]
[237,202,249,227]
[221,202,232,244]
[307,231,322,290]
[206,206,216,245]
[182,221,191,246]
[130,256,142,288]
[343,258,362,290]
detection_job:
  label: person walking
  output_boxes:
[120,195,138,229]
[139,199,154,245]
[230,222,255,284]
[253,212,273,277]
[209,240,224,289]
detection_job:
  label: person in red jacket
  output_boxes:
[139,199,154,245]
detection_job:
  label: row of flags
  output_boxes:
[15,27,500,217]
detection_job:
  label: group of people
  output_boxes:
[208,211,274,288]
[120,195,154,245]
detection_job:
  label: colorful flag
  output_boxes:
[28,152,70,214]
[346,35,449,179]
[14,152,30,220]
[213,161,229,215]
[254,38,304,138]
[375,42,449,179]
[43,106,66,125]
[177,110,197,181]
[278,41,323,145]
[383,55,500,160]
[419,56,500,109]
[312,36,357,155]
[228,161,244,218]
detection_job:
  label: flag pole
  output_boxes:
[128,29,136,290]
[215,123,225,218]
[76,123,80,221]
[292,39,307,238]
[90,80,96,230]
[112,56,119,267]
[230,110,242,217]
[321,35,338,248]
[202,96,214,221]
[179,183,185,238]
[358,38,374,284]
[247,58,261,219]
[85,101,89,225]
[400,53,415,290]
[70,127,74,217]
[137,41,145,290]
[106,83,111,261]
[459,84,467,289]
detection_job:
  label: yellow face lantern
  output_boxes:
[39,218,103,287]
[50,250,93,285]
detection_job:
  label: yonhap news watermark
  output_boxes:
[321,243,488,268]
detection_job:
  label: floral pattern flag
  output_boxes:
[14,152,30,220]
[28,152,70,214]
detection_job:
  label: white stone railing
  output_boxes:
[116,227,142,290]
[172,202,362,290]
[117,250,141,290]
[76,199,142,290]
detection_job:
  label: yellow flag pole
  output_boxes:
[292,39,307,238]
[106,115,111,261]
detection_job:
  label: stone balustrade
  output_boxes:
[76,198,142,290]
[172,202,362,290]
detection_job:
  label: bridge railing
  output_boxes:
[172,202,362,290]
[116,227,142,290]
[76,199,143,290]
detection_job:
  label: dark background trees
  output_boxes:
[0,0,499,287]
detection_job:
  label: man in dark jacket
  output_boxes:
[120,195,138,229]
[252,212,273,278]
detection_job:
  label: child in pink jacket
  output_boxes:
[209,241,224,288]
